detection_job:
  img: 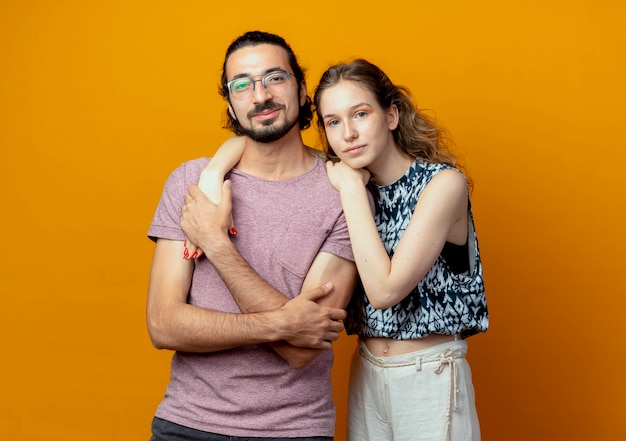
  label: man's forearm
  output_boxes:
[199,237,344,368]
[148,299,288,352]
[202,236,288,312]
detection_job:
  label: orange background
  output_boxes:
[1,1,624,440]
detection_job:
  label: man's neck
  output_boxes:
[236,128,316,181]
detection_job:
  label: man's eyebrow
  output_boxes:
[230,67,286,81]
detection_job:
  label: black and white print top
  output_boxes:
[345,161,489,340]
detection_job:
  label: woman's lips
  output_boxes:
[344,145,365,155]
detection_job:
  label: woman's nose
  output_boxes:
[343,123,358,141]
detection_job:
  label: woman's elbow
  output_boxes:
[283,350,321,369]
[369,299,392,310]
[368,291,403,310]
[288,359,310,370]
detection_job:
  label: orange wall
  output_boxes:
[1,1,624,440]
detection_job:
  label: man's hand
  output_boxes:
[181,181,234,256]
[183,174,237,260]
[277,283,347,350]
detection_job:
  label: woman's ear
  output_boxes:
[387,104,399,130]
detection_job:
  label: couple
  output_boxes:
[146,30,488,441]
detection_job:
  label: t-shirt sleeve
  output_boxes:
[147,164,188,242]
[319,210,353,262]
[319,188,375,263]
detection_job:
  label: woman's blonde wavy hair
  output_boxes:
[313,59,472,190]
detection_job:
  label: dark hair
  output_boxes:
[313,59,471,188]
[220,31,313,134]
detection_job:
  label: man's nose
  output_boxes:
[252,79,273,102]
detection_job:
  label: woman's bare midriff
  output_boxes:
[364,334,458,357]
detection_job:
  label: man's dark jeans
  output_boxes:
[150,417,334,441]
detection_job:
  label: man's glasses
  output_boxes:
[227,71,292,100]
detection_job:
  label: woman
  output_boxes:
[190,59,488,441]
[314,59,488,441]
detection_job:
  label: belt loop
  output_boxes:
[415,356,422,371]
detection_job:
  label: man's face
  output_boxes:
[225,44,305,143]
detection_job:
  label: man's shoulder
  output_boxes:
[304,157,336,189]
[179,157,211,172]
[306,147,327,161]
[167,157,210,182]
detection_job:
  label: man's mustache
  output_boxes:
[247,102,285,119]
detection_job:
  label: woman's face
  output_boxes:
[318,80,397,170]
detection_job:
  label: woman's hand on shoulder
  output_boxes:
[326,160,370,192]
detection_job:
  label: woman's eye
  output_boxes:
[355,111,368,119]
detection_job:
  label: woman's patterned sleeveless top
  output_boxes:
[345,162,489,339]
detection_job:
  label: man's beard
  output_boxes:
[239,102,299,143]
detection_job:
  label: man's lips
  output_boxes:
[250,107,281,120]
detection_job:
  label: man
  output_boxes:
[146,31,357,440]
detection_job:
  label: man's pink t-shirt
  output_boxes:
[148,156,353,438]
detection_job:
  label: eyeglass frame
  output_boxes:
[226,70,292,99]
